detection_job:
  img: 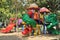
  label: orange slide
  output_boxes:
[0,23,15,33]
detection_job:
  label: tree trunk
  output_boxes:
[15,0,18,32]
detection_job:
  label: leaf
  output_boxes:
[2,0,6,2]
[17,12,22,18]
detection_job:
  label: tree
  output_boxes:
[30,0,60,13]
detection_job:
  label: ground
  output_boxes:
[0,32,60,40]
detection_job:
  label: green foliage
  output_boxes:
[0,0,60,22]
[32,0,60,12]
[0,0,11,21]
[17,12,22,18]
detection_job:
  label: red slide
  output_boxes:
[22,27,32,35]
[0,23,15,33]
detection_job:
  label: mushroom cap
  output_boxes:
[40,7,50,13]
[27,3,39,10]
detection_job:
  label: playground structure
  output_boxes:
[0,18,16,33]
[0,3,60,36]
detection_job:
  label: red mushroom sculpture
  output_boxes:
[39,7,50,34]
[27,3,39,18]
[27,3,39,10]
[40,7,50,13]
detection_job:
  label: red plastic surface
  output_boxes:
[0,23,15,33]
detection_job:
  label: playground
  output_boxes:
[0,0,60,40]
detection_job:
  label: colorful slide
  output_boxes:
[22,26,32,35]
[0,23,15,33]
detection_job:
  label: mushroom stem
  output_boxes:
[43,12,47,34]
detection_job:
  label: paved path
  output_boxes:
[0,32,22,40]
[21,35,60,40]
[0,32,60,40]
[0,35,22,40]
